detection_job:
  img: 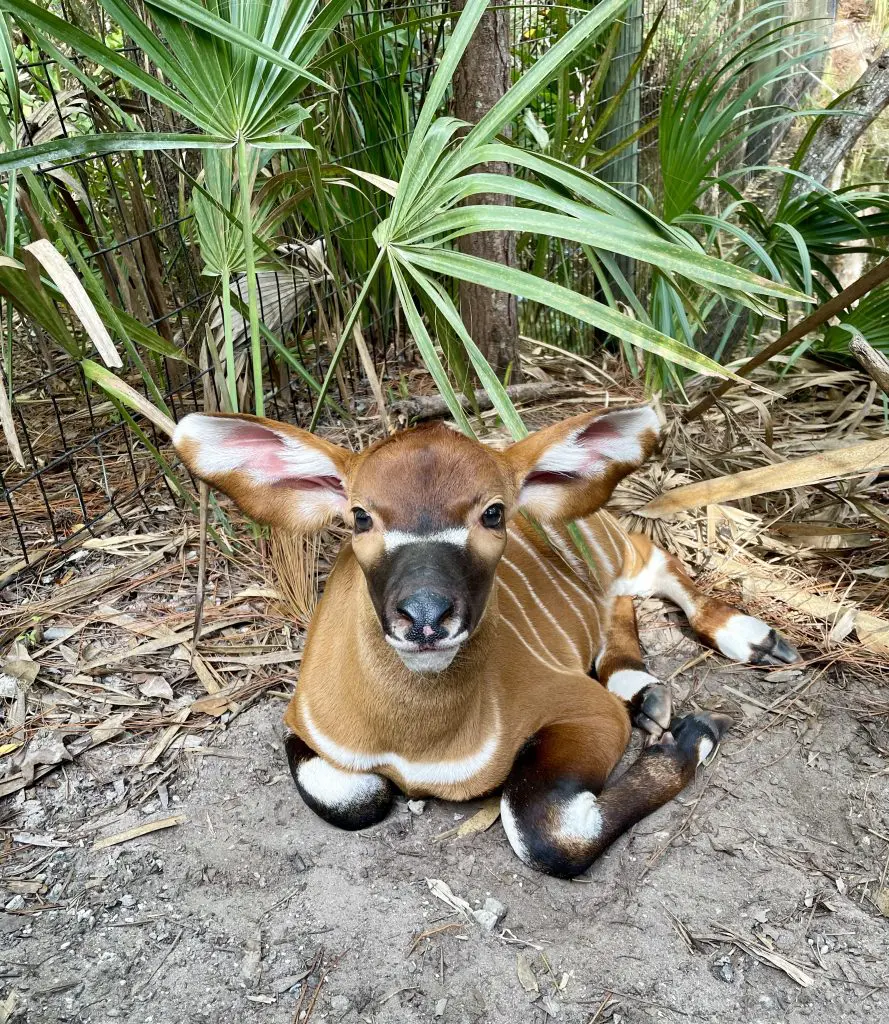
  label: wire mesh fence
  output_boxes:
[0,0,451,577]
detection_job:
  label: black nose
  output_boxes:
[397,590,454,642]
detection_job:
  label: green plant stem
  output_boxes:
[237,135,263,417]
[3,169,14,399]
[219,268,237,412]
[309,247,386,431]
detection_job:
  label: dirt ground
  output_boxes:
[3,598,888,1024]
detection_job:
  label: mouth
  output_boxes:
[385,631,468,673]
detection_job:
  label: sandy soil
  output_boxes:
[3,616,887,1024]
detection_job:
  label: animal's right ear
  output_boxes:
[173,413,353,533]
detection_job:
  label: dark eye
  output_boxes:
[353,508,373,533]
[481,503,504,529]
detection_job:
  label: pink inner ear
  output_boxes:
[223,423,345,497]
[274,475,345,495]
[525,469,579,486]
[578,418,619,447]
[225,423,295,479]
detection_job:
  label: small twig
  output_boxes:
[406,921,465,958]
[586,992,615,1024]
[579,988,698,1018]
[134,927,183,995]
[721,684,807,721]
[291,954,327,1024]
[666,650,713,681]
[661,904,697,955]
[640,774,716,878]
[258,885,304,923]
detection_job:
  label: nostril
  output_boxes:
[431,597,455,628]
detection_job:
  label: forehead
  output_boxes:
[351,425,506,527]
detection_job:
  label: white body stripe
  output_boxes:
[577,519,614,574]
[534,531,604,633]
[301,698,500,786]
[498,578,563,666]
[509,531,595,660]
[499,615,576,674]
[500,557,579,658]
[383,528,469,552]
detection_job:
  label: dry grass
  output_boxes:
[271,529,322,628]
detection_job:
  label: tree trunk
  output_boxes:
[452,0,519,380]
[795,50,889,191]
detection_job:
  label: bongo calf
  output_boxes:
[174,407,798,878]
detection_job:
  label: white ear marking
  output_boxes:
[174,414,343,486]
[517,406,660,514]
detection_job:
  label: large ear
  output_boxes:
[503,405,661,522]
[173,413,353,533]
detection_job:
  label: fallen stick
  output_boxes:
[850,337,889,398]
[92,814,186,851]
[391,382,588,422]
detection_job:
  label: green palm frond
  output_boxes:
[310,0,809,432]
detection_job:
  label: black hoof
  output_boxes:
[749,629,800,667]
[664,712,731,765]
[635,682,672,740]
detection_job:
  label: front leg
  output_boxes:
[501,713,728,878]
[285,734,394,831]
[595,595,672,741]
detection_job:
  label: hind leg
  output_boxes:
[595,595,672,741]
[285,734,394,831]
[501,712,729,878]
[616,535,800,666]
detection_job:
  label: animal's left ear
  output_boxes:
[503,406,661,522]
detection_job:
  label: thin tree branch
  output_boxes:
[685,258,889,422]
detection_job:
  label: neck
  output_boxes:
[354,584,499,741]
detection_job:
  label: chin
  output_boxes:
[386,631,468,675]
[396,647,460,674]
